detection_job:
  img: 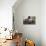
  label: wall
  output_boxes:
[0,0,16,30]
[13,0,41,46]
[41,0,46,46]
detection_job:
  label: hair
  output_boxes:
[28,16,31,19]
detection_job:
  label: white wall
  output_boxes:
[0,0,16,30]
[13,0,41,46]
[41,0,46,46]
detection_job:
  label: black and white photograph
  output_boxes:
[23,16,36,24]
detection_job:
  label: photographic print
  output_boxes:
[23,16,36,24]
